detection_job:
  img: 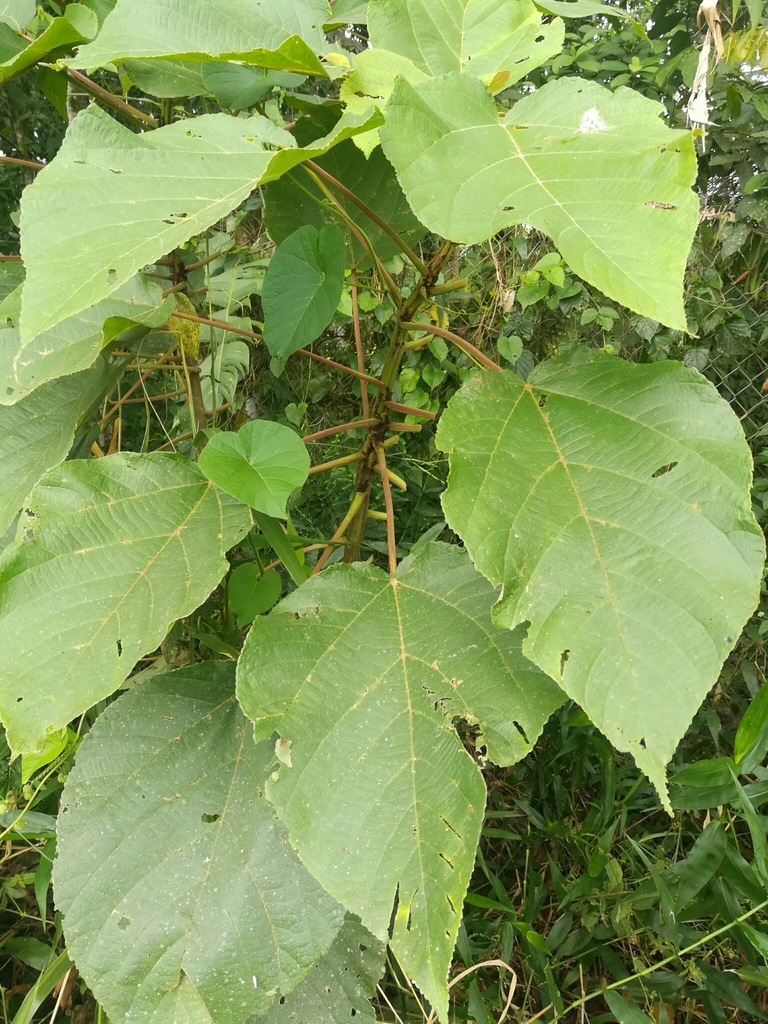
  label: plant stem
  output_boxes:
[0,154,44,170]
[377,446,397,574]
[303,418,378,443]
[66,70,157,128]
[342,240,455,563]
[400,321,502,371]
[350,268,370,418]
[385,400,436,420]
[312,491,367,575]
[305,159,428,275]
[429,277,470,295]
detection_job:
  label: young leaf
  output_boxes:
[229,565,282,627]
[380,73,698,329]
[0,453,252,755]
[262,225,347,360]
[258,915,385,1024]
[66,0,331,76]
[368,0,564,82]
[237,541,565,1018]
[19,105,381,343]
[2,275,172,403]
[55,664,344,1024]
[436,350,764,809]
[198,420,310,518]
[0,363,105,536]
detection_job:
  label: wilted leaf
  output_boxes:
[199,421,310,518]
[0,453,252,754]
[262,225,346,360]
[237,542,565,1017]
[67,0,331,76]
[55,665,344,1023]
[380,73,698,329]
[436,350,764,807]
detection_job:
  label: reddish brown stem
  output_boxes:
[0,155,44,170]
[399,321,502,372]
[67,69,157,128]
[0,255,22,261]
[376,446,398,575]
[303,418,378,443]
[100,346,179,424]
[385,400,436,421]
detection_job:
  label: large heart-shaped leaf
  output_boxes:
[237,542,565,1018]
[436,350,765,808]
[199,421,310,518]
[55,664,345,1024]
[0,453,251,755]
[367,0,564,82]
[2,275,172,404]
[264,138,426,268]
[0,364,105,536]
[262,225,346,360]
[258,915,385,1024]
[19,104,381,344]
[380,73,698,330]
[67,0,331,76]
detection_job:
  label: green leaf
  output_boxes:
[368,0,564,82]
[253,511,309,587]
[55,665,344,1023]
[0,0,33,31]
[199,421,309,519]
[19,104,380,343]
[534,0,629,17]
[229,565,283,627]
[436,351,764,809]
[0,453,252,755]
[2,275,172,403]
[122,59,208,98]
[256,915,385,1024]
[735,682,768,766]
[0,365,105,536]
[262,225,346,360]
[380,74,698,329]
[200,63,305,109]
[237,542,565,1018]
[67,0,331,76]
[604,991,654,1024]
[675,820,726,911]
[0,6,97,84]
[264,138,426,268]
[498,335,523,365]
[324,0,368,25]
[9,950,72,1024]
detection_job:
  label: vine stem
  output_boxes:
[350,267,370,418]
[0,255,22,261]
[305,159,428,275]
[400,321,502,372]
[169,310,386,387]
[377,446,397,574]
